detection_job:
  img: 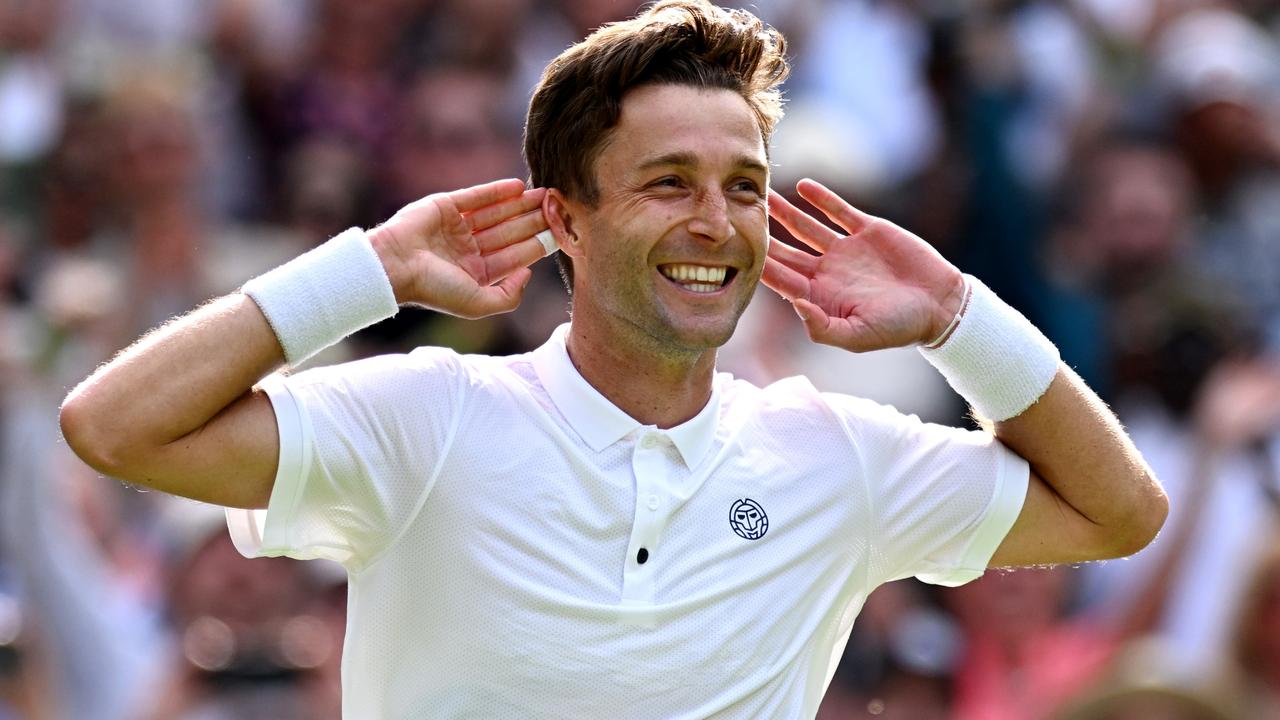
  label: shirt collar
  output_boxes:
[530,323,720,468]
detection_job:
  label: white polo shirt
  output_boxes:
[227,324,1028,719]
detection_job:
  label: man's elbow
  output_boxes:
[1109,472,1169,558]
[59,391,130,478]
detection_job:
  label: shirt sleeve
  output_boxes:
[824,393,1028,588]
[226,347,470,570]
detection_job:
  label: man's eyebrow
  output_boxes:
[637,151,768,175]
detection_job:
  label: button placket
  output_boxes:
[620,431,668,606]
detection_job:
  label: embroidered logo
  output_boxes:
[729,498,768,540]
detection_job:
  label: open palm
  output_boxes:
[372,178,550,319]
[762,179,966,353]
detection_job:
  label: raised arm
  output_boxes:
[763,179,1167,567]
[60,179,549,509]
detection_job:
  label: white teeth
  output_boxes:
[660,264,728,288]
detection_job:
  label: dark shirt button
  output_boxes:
[636,547,649,564]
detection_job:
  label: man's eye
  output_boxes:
[731,179,763,195]
[653,176,682,188]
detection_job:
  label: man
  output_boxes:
[60,2,1167,717]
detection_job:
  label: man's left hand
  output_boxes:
[763,179,966,353]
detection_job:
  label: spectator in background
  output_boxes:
[816,581,957,720]
[101,71,207,329]
[381,66,524,211]
[1040,135,1197,399]
[0,577,51,720]
[0,298,165,720]
[266,0,405,213]
[1153,6,1280,347]
[1231,540,1280,717]
[136,527,343,720]
[769,0,941,199]
[943,566,1114,720]
[0,0,65,227]
[1054,641,1244,720]
[402,0,536,77]
[279,137,374,247]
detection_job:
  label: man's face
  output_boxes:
[567,84,769,354]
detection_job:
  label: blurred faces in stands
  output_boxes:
[384,67,521,206]
[1060,141,1194,287]
[138,530,342,720]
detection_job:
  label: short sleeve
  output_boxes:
[226,348,470,570]
[824,393,1028,588]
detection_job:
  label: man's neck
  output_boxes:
[565,321,716,429]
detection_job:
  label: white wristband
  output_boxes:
[920,274,1059,421]
[243,227,398,366]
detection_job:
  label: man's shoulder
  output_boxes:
[717,372,918,433]
[718,372,835,428]
[265,347,543,432]
[276,345,529,398]
[408,346,543,394]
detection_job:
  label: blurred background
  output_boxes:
[1,0,1280,718]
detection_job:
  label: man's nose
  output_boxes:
[687,189,733,244]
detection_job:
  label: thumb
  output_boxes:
[792,298,830,340]
[467,267,533,318]
[794,297,883,352]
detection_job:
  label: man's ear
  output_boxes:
[543,189,584,260]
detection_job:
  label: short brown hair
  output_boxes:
[523,0,789,290]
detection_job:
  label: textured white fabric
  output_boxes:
[920,274,1060,421]
[242,227,398,366]
[227,324,1028,719]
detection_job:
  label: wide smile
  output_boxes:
[657,263,739,295]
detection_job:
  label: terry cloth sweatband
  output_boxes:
[920,274,1059,421]
[243,227,398,366]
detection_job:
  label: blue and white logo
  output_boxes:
[729,498,768,540]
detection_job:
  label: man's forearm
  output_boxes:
[993,365,1167,556]
[59,180,547,508]
[60,294,283,484]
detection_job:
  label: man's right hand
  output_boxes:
[368,179,549,318]
[62,178,551,508]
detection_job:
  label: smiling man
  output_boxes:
[59,2,1166,718]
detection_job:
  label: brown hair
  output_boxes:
[523,0,789,290]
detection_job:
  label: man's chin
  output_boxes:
[659,314,742,352]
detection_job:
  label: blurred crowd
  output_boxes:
[1,0,1279,718]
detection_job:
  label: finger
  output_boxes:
[768,190,839,253]
[446,178,529,213]
[792,297,831,339]
[793,299,860,350]
[474,207,549,253]
[465,188,547,233]
[761,257,810,301]
[794,299,886,353]
[766,237,819,274]
[483,235,547,281]
[795,178,875,236]
[467,267,533,318]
